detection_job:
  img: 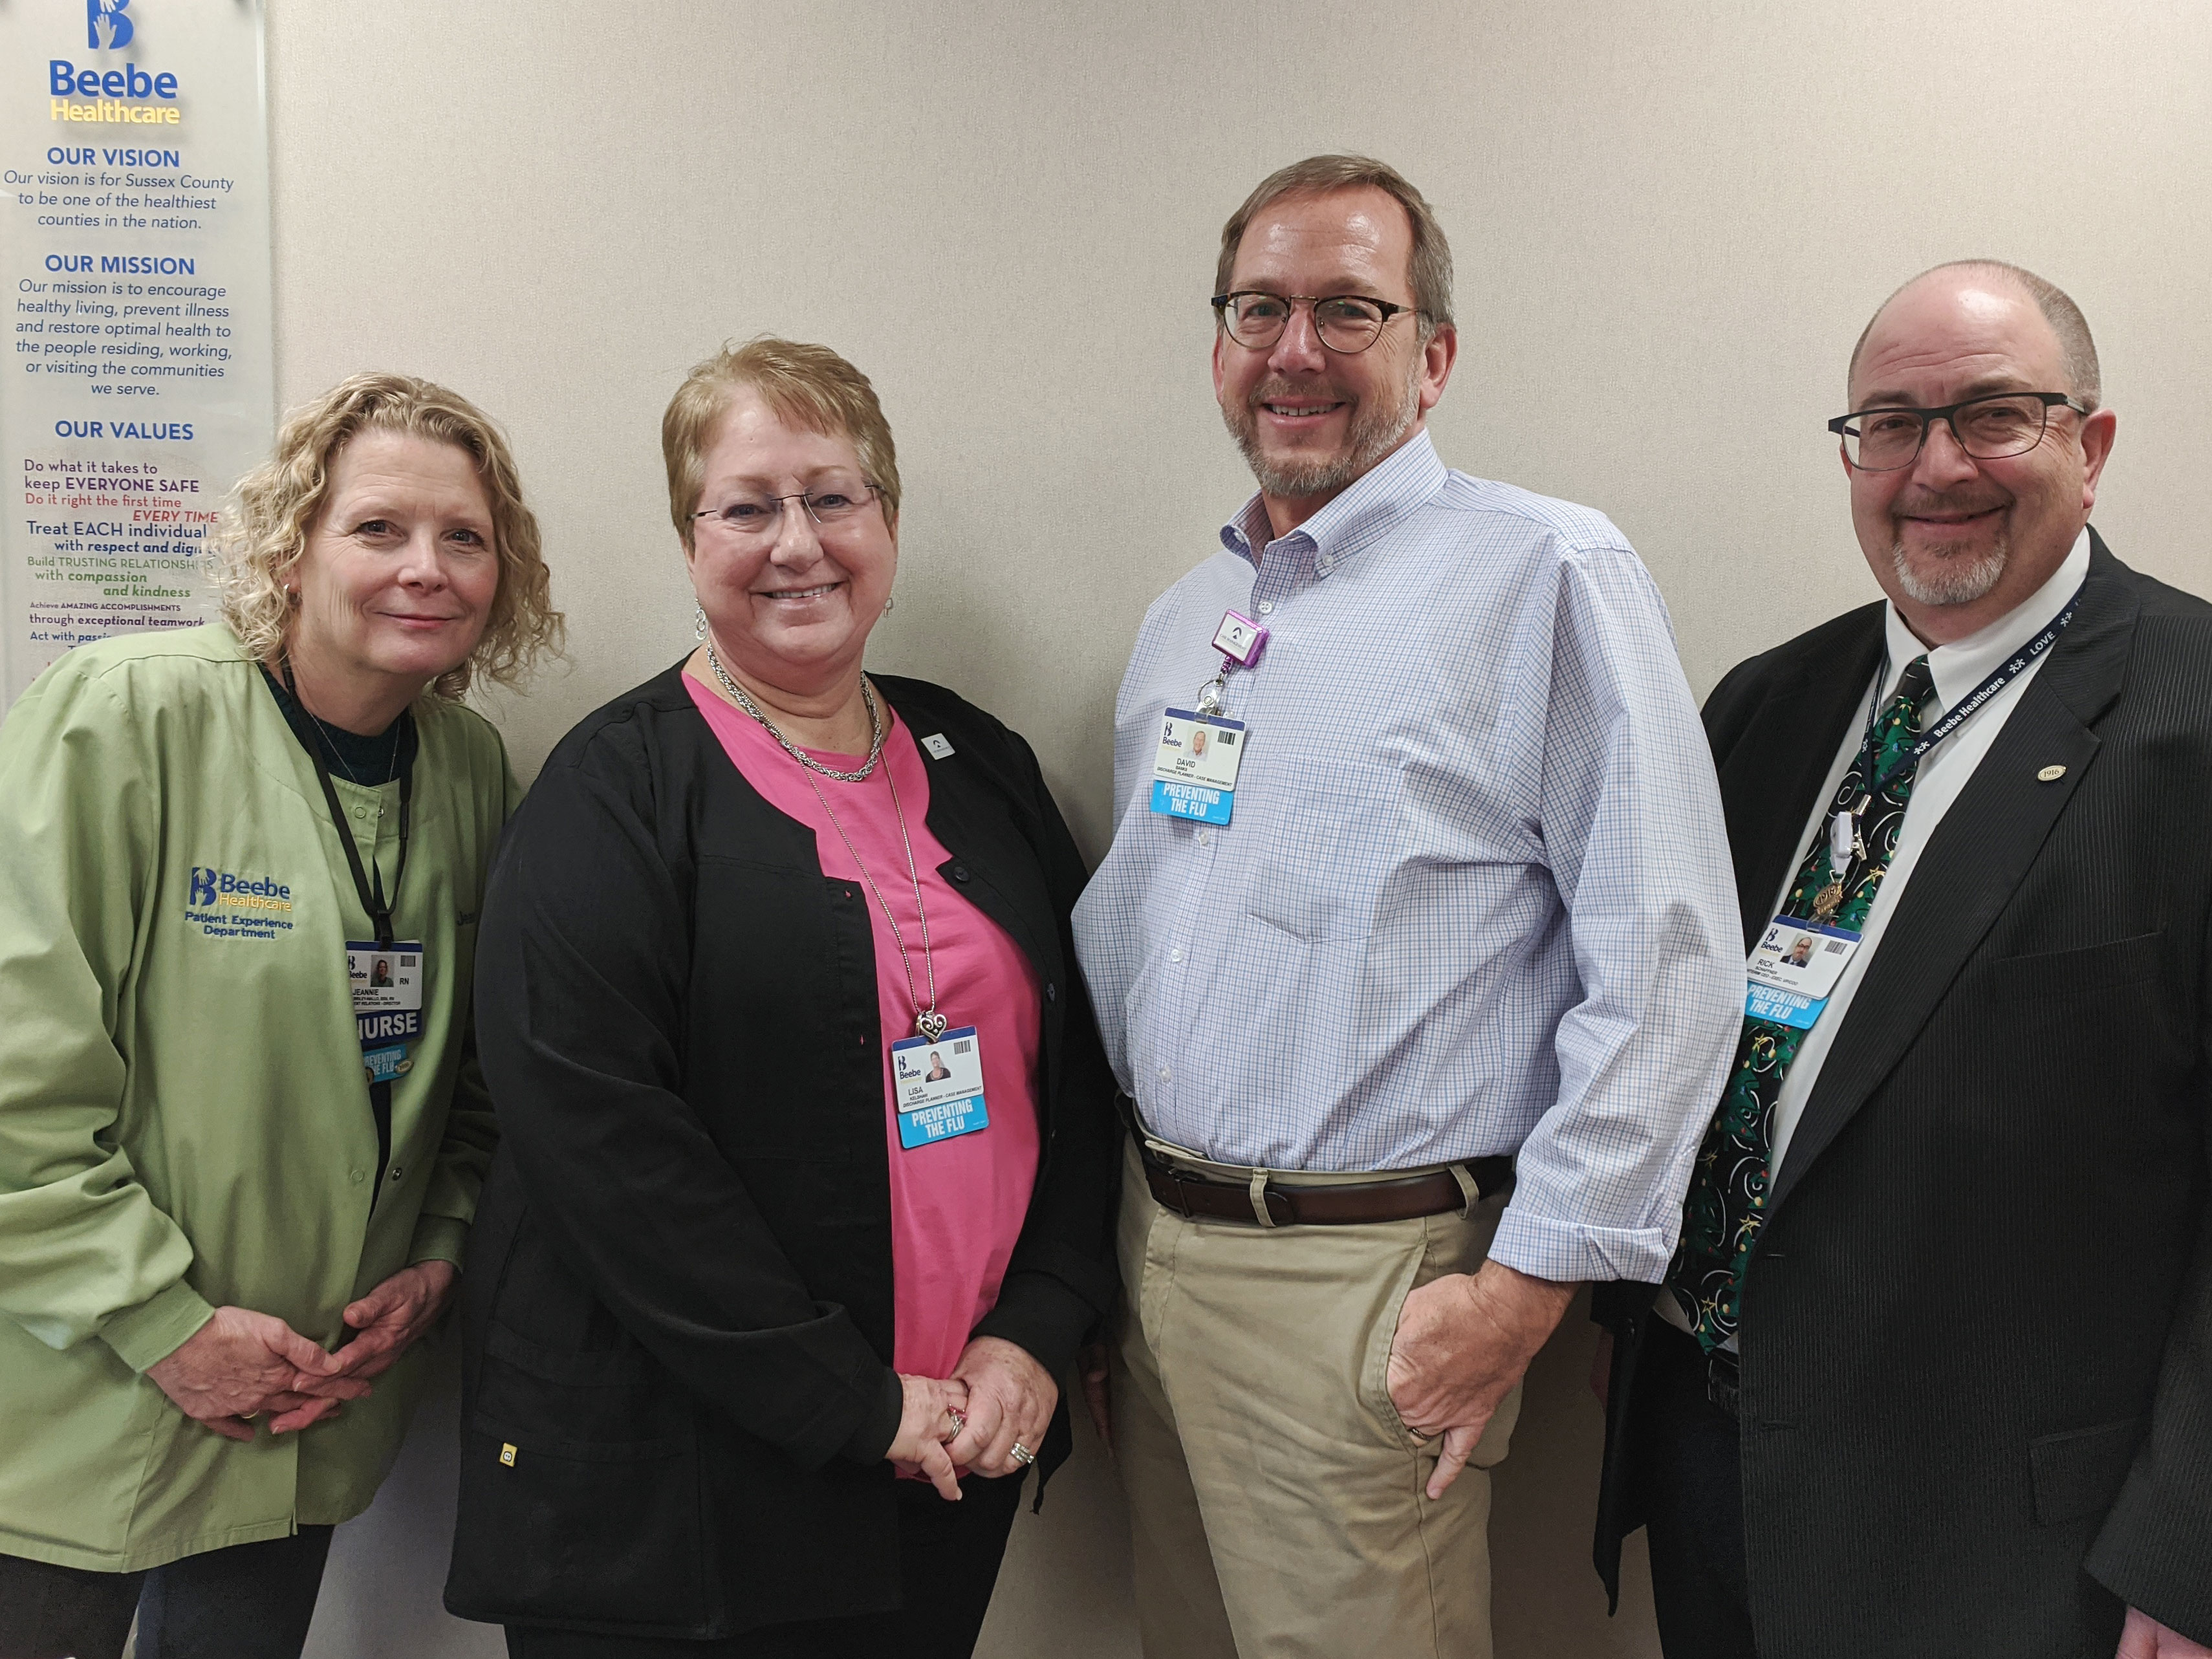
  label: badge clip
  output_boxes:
[1211,610,1268,668]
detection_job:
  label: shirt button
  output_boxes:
[951,865,971,883]
[1256,600,1275,614]
[1169,948,1184,962]
[349,1168,365,1184]
[1158,1065,1172,1081]
[352,806,368,820]
[1045,982,1057,1002]
[1195,829,1211,846]
[387,1165,404,1182]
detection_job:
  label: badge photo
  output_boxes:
[347,940,426,1014]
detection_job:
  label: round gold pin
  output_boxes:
[2037,764,2066,782]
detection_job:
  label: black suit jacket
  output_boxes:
[1594,534,2212,1656]
[443,668,1120,1639]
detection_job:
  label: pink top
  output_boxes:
[687,673,1043,1380]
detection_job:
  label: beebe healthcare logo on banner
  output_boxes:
[1,0,273,706]
[90,1,136,51]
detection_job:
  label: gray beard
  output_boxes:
[1227,354,1422,502]
[1890,536,2008,608]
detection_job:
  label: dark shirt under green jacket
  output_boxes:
[0,623,517,1572]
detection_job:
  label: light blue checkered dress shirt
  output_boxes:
[1071,432,1742,1282]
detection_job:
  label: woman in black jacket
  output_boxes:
[446,338,1120,1657]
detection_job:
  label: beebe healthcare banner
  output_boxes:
[1,0,272,704]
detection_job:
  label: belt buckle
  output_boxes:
[1153,1164,1198,1221]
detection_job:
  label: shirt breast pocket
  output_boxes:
[1244,760,1403,943]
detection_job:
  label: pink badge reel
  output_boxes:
[1211,609,1268,667]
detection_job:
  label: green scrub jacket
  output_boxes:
[0,624,516,1571]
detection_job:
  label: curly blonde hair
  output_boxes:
[213,372,562,699]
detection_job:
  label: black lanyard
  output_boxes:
[1850,580,2083,807]
[279,660,415,946]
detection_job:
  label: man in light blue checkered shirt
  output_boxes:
[1071,155,1741,1658]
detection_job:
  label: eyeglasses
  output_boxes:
[1827,392,2088,472]
[691,480,883,539]
[1211,290,1421,354]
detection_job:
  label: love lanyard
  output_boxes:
[1150,609,1267,825]
[1748,581,2083,1030]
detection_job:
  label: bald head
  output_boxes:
[1849,261,2100,411]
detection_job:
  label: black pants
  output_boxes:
[0,1527,333,1659]
[1627,1319,1760,1659]
[505,1470,1026,1659]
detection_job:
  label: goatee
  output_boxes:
[1889,536,2008,607]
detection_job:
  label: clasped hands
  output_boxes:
[144,1260,460,1441]
[1386,1259,1576,1501]
[885,1336,1057,1501]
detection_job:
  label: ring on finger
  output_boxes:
[1009,1440,1036,1468]
[943,1408,967,1442]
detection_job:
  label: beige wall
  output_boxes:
[274,2,2212,1654]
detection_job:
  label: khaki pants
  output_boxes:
[1113,1136,1520,1659]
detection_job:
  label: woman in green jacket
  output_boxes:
[0,374,559,1659]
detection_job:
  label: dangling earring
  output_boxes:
[883,593,895,614]
[693,602,708,642]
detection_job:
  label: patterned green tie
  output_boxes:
[1664,655,1938,1350]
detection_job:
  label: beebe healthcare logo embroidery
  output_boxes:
[186,863,298,940]
[48,0,186,127]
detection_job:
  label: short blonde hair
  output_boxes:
[1215,155,1455,338]
[213,372,562,699]
[662,337,902,550]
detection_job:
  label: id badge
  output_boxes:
[1743,916,1860,1030]
[891,1026,989,1149]
[348,940,424,1081]
[1148,708,1247,825]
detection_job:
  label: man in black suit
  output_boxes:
[1592,261,2212,1658]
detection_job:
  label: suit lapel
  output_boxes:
[1717,617,1886,953]
[1769,541,2138,1211]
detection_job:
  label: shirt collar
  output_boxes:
[1880,526,2091,711]
[1219,429,1450,577]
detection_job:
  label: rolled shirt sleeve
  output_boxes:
[1488,546,1743,1284]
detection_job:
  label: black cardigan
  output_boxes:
[444,666,1120,1639]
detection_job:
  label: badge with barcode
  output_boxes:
[1148,708,1246,825]
[890,1026,989,1148]
[1742,916,1862,1030]
[347,940,425,1083]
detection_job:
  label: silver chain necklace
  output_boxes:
[706,643,887,783]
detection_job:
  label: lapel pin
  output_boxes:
[2037,764,2066,782]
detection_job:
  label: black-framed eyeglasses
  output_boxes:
[691,480,883,539]
[1211,290,1422,354]
[1827,392,2089,472]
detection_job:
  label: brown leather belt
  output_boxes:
[1136,1140,1514,1228]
